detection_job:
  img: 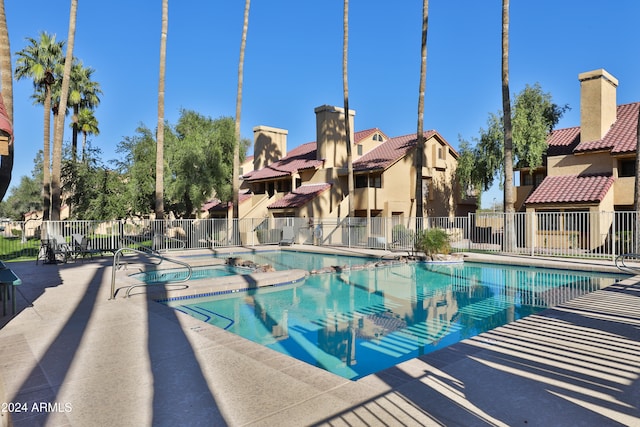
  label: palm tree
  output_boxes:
[155,0,168,221]
[68,61,101,162]
[15,32,64,220]
[233,0,251,224]
[415,0,429,227]
[74,108,99,162]
[0,0,13,202]
[502,0,516,251]
[343,0,354,218]
[37,60,102,162]
[51,0,78,221]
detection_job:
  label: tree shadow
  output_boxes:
[145,286,225,424]
[2,259,226,426]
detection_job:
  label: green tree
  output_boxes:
[0,0,13,202]
[51,0,78,220]
[62,143,127,220]
[15,32,65,220]
[167,112,249,218]
[513,83,569,170]
[415,0,429,224]
[116,126,158,215]
[457,85,568,198]
[116,114,249,219]
[0,152,44,220]
[0,176,41,220]
[68,61,101,162]
[75,108,99,162]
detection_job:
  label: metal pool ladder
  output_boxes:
[109,240,193,300]
[615,253,640,275]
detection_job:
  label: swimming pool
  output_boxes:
[211,250,378,271]
[131,265,252,284]
[159,262,630,380]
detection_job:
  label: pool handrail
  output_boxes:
[614,253,640,275]
[109,241,193,300]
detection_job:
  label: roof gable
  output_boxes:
[354,128,388,144]
[353,130,456,172]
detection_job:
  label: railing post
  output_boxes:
[467,212,471,251]
[530,211,534,257]
[611,210,616,262]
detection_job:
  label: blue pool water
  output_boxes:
[160,262,630,380]
[131,265,252,284]
[212,250,377,271]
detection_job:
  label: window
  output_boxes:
[355,175,368,188]
[369,174,382,188]
[522,173,544,187]
[620,159,636,177]
[355,174,382,188]
[357,144,363,156]
[438,146,445,160]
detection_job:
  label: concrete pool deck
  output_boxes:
[0,249,638,426]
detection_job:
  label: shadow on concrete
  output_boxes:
[309,281,640,426]
[4,262,103,426]
[145,287,225,424]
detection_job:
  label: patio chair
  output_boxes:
[73,235,102,261]
[279,226,295,246]
[49,234,72,263]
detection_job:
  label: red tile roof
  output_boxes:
[354,128,388,144]
[206,193,252,211]
[353,130,437,171]
[608,103,639,154]
[524,174,614,205]
[546,127,580,157]
[574,102,639,154]
[267,183,331,209]
[243,142,323,181]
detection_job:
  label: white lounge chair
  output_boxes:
[279,226,295,246]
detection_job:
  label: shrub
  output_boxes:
[414,228,450,259]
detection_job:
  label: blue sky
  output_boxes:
[5,1,640,208]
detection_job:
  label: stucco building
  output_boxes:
[208,105,475,221]
[515,69,637,250]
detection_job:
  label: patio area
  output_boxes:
[0,251,638,426]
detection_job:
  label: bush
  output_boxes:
[414,228,450,259]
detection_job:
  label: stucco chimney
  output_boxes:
[253,125,288,171]
[578,69,618,143]
[314,105,355,169]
